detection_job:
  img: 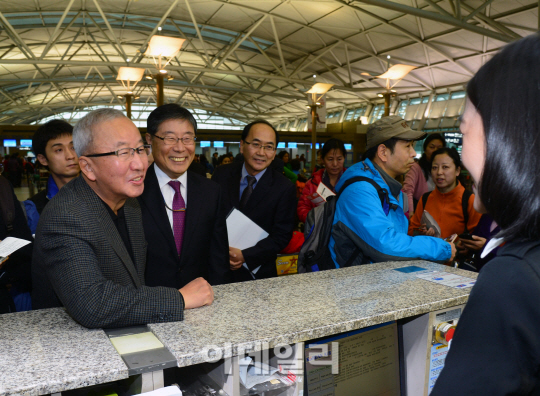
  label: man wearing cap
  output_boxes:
[329,115,456,267]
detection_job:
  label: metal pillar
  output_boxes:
[310,104,318,172]
[383,92,391,117]
[156,73,164,107]
[125,94,133,119]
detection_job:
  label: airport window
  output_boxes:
[396,101,408,118]
[409,98,422,105]
[345,109,356,121]
[297,118,307,131]
[435,94,450,102]
[450,91,466,99]
[354,107,367,118]
[32,105,246,130]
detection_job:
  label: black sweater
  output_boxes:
[432,240,540,395]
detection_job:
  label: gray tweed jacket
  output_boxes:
[31,175,184,328]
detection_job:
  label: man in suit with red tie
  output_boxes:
[139,104,229,290]
[212,120,297,282]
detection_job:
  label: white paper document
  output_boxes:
[316,182,336,201]
[226,208,269,275]
[0,237,31,258]
[416,270,476,289]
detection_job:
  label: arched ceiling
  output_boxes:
[0,0,536,125]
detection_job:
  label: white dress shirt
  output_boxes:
[154,165,188,230]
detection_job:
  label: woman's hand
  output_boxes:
[459,235,487,251]
[417,224,436,236]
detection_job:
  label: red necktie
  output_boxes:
[168,181,185,256]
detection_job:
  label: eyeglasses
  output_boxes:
[244,140,276,152]
[153,134,197,146]
[84,145,150,161]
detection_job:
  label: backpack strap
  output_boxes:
[331,176,398,268]
[462,188,473,234]
[0,176,15,234]
[421,189,472,234]
[421,190,432,209]
[337,176,398,215]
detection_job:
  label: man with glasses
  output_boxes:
[32,108,213,328]
[139,104,229,290]
[212,120,297,282]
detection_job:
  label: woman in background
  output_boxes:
[277,150,297,183]
[297,138,347,223]
[402,133,446,215]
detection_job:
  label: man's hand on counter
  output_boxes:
[179,277,214,309]
[229,247,244,270]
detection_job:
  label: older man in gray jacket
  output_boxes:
[32,108,213,328]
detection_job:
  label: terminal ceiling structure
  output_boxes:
[0,0,536,128]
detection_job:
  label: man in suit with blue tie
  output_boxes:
[32,108,213,328]
[212,120,297,282]
[139,104,229,289]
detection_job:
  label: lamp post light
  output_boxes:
[144,35,185,106]
[116,67,145,119]
[375,63,417,116]
[306,83,333,172]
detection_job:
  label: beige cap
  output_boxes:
[366,116,427,150]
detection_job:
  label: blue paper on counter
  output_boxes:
[394,266,427,273]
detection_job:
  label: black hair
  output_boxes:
[218,154,230,165]
[321,138,347,159]
[147,104,197,135]
[431,147,461,170]
[362,137,399,161]
[32,119,73,158]
[241,119,279,145]
[418,133,446,180]
[277,150,289,160]
[290,158,301,171]
[467,33,540,242]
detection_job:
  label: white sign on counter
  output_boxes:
[416,270,476,289]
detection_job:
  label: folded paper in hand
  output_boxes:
[421,210,441,238]
[316,182,336,201]
[0,237,31,265]
[226,208,269,275]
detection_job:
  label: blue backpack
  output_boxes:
[298,176,397,273]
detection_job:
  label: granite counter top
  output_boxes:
[0,308,128,396]
[149,261,478,367]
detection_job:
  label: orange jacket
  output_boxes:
[408,182,481,239]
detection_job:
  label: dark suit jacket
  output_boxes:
[138,164,229,289]
[31,176,184,329]
[0,175,33,313]
[212,162,297,281]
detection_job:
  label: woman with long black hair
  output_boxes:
[402,133,445,214]
[431,34,540,395]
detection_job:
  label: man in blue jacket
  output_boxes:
[329,116,456,266]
